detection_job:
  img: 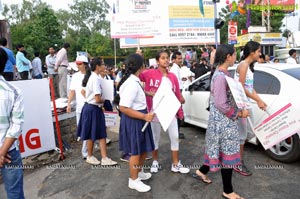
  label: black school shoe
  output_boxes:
[179,133,185,139]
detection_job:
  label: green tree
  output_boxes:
[2,1,62,59]
[69,0,110,35]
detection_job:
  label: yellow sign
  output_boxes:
[235,33,282,47]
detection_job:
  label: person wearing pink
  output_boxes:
[140,50,189,174]
[55,43,70,98]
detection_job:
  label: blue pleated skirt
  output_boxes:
[76,103,107,141]
[119,109,155,155]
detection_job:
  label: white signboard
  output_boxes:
[153,78,181,132]
[11,79,56,158]
[225,76,251,109]
[254,102,300,150]
[111,13,161,38]
[113,0,217,47]
[104,111,118,127]
[100,79,114,101]
[149,58,157,68]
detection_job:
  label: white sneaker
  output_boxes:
[101,157,118,166]
[171,161,190,174]
[138,169,152,180]
[128,178,151,192]
[106,138,111,145]
[94,143,99,150]
[150,160,160,173]
[86,156,100,165]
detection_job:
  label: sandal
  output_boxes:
[222,192,245,199]
[192,170,212,184]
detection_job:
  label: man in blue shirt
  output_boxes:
[16,44,30,80]
[0,37,16,81]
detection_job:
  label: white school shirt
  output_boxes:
[286,57,297,64]
[69,71,85,113]
[85,72,102,106]
[119,74,146,110]
[170,63,183,90]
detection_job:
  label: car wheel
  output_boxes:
[266,134,300,163]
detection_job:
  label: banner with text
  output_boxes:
[111,0,217,47]
[254,100,300,150]
[11,79,56,158]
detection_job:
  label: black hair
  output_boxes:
[155,50,169,61]
[117,53,144,91]
[259,53,265,61]
[34,52,40,57]
[289,49,296,56]
[210,44,235,79]
[171,51,181,60]
[241,41,260,72]
[16,44,24,51]
[0,48,8,73]
[214,44,235,66]
[63,43,70,49]
[82,57,103,87]
[0,37,7,46]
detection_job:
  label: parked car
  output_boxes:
[182,63,300,163]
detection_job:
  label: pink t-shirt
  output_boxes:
[139,69,183,119]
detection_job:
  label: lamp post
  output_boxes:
[214,1,218,48]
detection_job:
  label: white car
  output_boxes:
[182,63,300,163]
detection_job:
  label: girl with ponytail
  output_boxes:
[76,58,117,166]
[234,41,267,177]
[118,53,155,192]
[140,50,190,175]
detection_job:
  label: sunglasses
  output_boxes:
[76,61,83,65]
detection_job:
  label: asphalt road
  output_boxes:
[1,124,300,199]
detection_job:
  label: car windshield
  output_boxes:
[281,68,300,81]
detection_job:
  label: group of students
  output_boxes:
[66,41,266,198]
[193,41,267,199]
[116,40,267,198]
[67,55,117,166]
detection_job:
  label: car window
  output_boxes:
[282,68,300,81]
[191,75,211,91]
[253,71,280,95]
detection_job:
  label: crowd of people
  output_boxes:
[1,37,299,198]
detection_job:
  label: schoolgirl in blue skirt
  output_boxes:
[118,54,155,193]
[76,58,117,166]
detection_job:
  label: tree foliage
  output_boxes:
[3,0,62,59]
[2,0,115,62]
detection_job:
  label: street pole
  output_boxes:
[114,38,117,67]
[137,38,141,51]
[214,1,218,48]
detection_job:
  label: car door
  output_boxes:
[251,70,280,127]
[182,74,211,128]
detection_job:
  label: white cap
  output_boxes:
[76,55,88,63]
